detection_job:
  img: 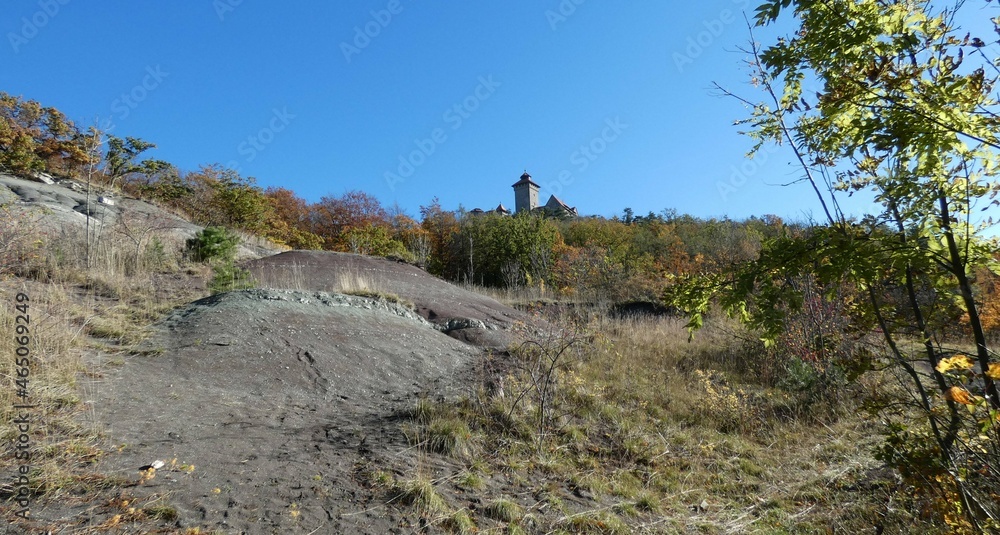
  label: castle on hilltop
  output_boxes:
[469,171,578,218]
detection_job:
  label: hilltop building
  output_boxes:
[470,171,578,218]
[512,172,540,213]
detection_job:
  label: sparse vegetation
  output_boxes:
[3,5,998,530]
[0,193,217,531]
[387,311,914,533]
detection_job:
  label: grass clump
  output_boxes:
[441,509,476,533]
[456,470,485,490]
[557,510,630,534]
[393,477,448,515]
[427,417,473,456]
[143,504,179,521]
[484,497,523,523]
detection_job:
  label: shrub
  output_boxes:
[207,264,255,294]
[186,226,238,263]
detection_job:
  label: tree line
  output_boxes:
[0,90,792,302]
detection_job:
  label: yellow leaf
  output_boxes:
[936,355,975,374]
[945,386,974,405]
[985,363,1000,380]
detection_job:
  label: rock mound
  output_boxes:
[245,250,532,348]
[89,288,482,533]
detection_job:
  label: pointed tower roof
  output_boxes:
[495,203,511,215]
[512,171,540,189]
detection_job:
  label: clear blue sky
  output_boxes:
[3,1,992,221]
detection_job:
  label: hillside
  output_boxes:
[0,173,565,533]
[0,169,978,534]
[0,173,278,261]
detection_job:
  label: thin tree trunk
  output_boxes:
[938,192,999,409]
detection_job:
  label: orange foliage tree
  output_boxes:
[263,187,323,250]
[311,190,391,251]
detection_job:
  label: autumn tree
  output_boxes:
[207,171,273,234]
[263,187,323,250]
[420,197,460,276]
[388,208,431,266]
[666,1,1000,529]
[0,93,94,178]
[311,190,390,250]
[35,107,94,175]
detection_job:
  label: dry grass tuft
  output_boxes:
[1,216,209,532]
[392,309,912,533]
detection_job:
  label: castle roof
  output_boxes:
[544,195,578,215]
[512,171,540,189]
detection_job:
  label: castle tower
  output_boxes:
[512,171,540,214]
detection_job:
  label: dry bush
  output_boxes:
[0,204,45,277]
[336,270,378,294]
[460,281,556,308]
[109,209,185,275]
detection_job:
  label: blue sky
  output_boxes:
[3,1,994,221]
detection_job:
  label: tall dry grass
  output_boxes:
[391,310,916,533]
[1,206,209,520]
[252,259,412,306]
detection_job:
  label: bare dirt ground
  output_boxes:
[6,251,545,534]
[79,289,485,533]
